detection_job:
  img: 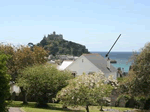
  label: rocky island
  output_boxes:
[110,59,117,63]
[37,31,90,56]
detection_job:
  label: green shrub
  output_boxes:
[17,64,73,107]
[0,54,10,112]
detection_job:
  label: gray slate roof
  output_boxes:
[83,54,117,73]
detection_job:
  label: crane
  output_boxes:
[105,34,121,58]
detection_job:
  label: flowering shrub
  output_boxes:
[56,72,116,112]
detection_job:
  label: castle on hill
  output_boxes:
[47,31,63,40]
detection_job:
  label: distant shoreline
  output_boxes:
[91,51,140,53]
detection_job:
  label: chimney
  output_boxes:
[122,68,124,73]
[107,57,110,69]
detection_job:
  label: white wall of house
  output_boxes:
[66,55,103,75]
[10,84,21,95]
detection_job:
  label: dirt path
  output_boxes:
[9,107,23,112]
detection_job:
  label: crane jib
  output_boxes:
[105,34,121,57]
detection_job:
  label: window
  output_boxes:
[82,59,84,62]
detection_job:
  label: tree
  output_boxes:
[28,42,35,51]
[0,44,48,104]
[0,53,10,112]
[28,42,34,47]
[17,64,73,107]
[119,42,150,109]
[56,73,115,112]
[0,44,48,81]
[40,36,47,47]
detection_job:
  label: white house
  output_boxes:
[10,82,21,95]
[57,60,74,71]
[65,54,117,79]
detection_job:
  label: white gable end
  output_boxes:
[57,61,73,70]
[65,55,103,75]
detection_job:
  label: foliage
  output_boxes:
[118,42,150,109]
[0,44,48,81]
[119,43,150,97]
[37,32,90,56]
[0,53,11,112]
[17,64,73,107]
[56,73,115,112]
[117,77,124,83]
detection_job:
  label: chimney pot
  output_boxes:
[107,57,110,69]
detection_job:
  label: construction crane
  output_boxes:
[105,34,121,58]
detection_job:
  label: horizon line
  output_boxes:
[90,51,140,52]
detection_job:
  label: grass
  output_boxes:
[8,101,84,112]
[8,101,148,112]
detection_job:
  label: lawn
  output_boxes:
[8,101,147,112]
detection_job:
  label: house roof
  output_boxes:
[57,60,73,70]
[83,54,117,73]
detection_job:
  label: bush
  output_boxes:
[17,64,73,107]
[0,54,10,112]
[57,73,115,112]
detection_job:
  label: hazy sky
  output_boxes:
[0,0,150,51]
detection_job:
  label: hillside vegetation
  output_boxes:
[37,31,90,56]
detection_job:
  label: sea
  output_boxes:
[91,52,140,72]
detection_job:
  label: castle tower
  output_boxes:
[53,31,56,35]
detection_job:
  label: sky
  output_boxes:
[0,0,150,52]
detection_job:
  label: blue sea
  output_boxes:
[91,52,140,72]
